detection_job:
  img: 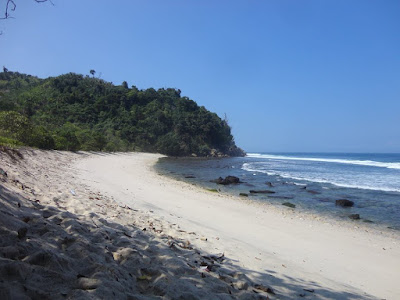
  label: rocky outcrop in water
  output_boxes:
[210,176,241,185]
[335,199,354,207]
[349,214,360,220]
[249,190,275,194]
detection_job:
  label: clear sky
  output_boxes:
[1,0,399,153]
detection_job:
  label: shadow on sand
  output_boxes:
[0,181,376,300]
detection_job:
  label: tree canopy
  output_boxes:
[0,70,245,157]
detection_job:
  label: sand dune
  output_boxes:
[1,149,399,299]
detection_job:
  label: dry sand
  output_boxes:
[1,149,399,299]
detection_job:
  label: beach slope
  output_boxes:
[1,150,399,299]
[76,152,400,300]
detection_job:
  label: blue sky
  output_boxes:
[1,0,399,153]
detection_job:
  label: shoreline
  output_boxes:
[155,157,400,237]
[76,152,400,299]
[1,150,399,299]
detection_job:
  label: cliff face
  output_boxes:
[0,71,244,157]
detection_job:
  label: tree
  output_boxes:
[90,69,96,77]
[0,111,31,143]
[0,70,245,156]
[55,123,80,151]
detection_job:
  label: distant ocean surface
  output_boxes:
[156,153,400,230]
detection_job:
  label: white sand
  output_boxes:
[76,152,400,300]
[1,150,399,299]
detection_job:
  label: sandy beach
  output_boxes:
[1,150,399,299]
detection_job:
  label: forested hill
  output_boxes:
[0,71,245,157]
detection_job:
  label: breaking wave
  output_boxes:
[246,153,400,170]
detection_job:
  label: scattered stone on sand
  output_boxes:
[335,199,354,207]
[254,284,275,294]
[77,277,101,290]
[0,149,276,300]
[233,280,249,290]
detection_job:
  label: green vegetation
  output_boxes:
[0,70,245,156]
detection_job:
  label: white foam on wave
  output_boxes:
[241,163,400,193]
[246,153,400,170]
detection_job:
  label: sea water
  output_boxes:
[156,153,400,230]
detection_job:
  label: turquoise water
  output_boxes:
[156,153,400,230]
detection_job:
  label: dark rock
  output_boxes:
[268,195,294,200]
[265,182,274,187]
[254,284,275,294]
[335,199,354,207]
[17,227,28,239]
[249,190,275,194]
[226,145,246,157]
[210,176,241,185]
[185,175,196,179]
[0,246,19,260]
[282,202,296,208]
[223,176,241,184]
[318,198,331,203]
[42,209,54,219]
[243,183,255,187]
[210,177,224,184]
[239,193,248,197]
[349,214,360,220]
[363,219,374,223]
[307,190,320,195]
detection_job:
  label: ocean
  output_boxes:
[155,153,400,230]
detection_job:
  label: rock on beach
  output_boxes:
[335,199,354,207]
